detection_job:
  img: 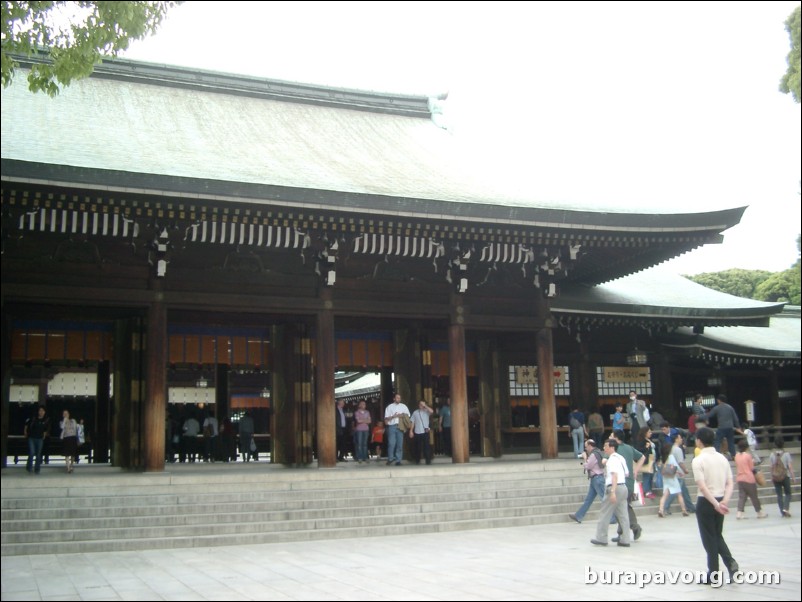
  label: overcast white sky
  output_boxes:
[123,1,802,275]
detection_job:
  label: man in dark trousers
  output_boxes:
[24,405,50,474]
[692,426,738,585]
[704,394,740,459]
[335,399,348,461]
[611,429,645,542]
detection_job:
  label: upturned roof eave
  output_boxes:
[0,159,747,235]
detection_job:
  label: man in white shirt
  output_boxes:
[692,426,738,584]
[384,394,410,466]
[591,439,631,547]
[410,400,434,465]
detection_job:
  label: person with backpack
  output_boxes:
[569,407,586,458]
[770,437,796,518]
[569,439,606,523]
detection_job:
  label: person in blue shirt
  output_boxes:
[569,407,586,458]
[612,403,625,435]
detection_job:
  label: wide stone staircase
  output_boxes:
[2,449,799,556]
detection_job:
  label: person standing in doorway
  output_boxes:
[335,399,348,462]
[202,411,219,462]
[59,410,78,474]
[692,426,738,584]
[438,398,452,456]
[384,393,410,466]
[238,411,255,462]
[353,400,371,464]
[410,400,434,465]
[371,419,385,462]
[24,405,50,474]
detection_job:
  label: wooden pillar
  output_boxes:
[215,364,229,422]
[113,317,142,469]
[478,338,501,458]
[393,328,422,404]
[393,327,422,462]
[449,318,469,464]
[573,339,595,412]
[769,369,781,425]
[143,300,166,472]
[271,324,292,465]
[272,323,313,466]
[1,308,10,468]
[653,349,674,423]
[315,294,336,468]
[94,360,111,463]
[421,336,433,405]
[536,326,557,459]
[297,324,314,464]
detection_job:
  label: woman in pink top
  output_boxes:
[353,400,371,464]
[735,439,767,519]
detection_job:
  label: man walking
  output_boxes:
[704,394,740,459]
[692,426,738,585]
[591,439,631,547]
[24,405,50,474]
[611,430,644,541]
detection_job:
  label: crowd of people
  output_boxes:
[567,391,797,585]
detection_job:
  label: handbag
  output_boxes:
[397,414,411,433]
[634,481,645,506]
[661,462,677,478]
[754,469,766,487]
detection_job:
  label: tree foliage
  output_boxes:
[1,1,181,96]
[686,238,801,305]
[686,269,773,300]
[780,4,801,103]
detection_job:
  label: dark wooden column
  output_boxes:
[536,326,557,459]
[315,294,336,468]
[94,360,111,463]
[215,364,229,423]
[573,339,595,412]
[449,311,469,464]
[652,349,674,423]
[1,308,10,468]
[393,327,422,404]
[143,300,167,471]
[272,323,314,466]
[113,317,142,469]
[421,336,433,405]
[769,369,781,425]
[271,324,292,465]
[297,324,314,464]
[478,338,501,457]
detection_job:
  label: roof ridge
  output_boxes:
[11,52,438,118]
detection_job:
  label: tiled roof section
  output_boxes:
[2,58,743,228]
[662,307,800,363]
[552,268,785,325]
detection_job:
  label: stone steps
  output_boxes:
[2,451,798,556]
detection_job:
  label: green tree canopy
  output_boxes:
[780,5,801,102]
[686,268,773,300]
[1,1,181,96]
